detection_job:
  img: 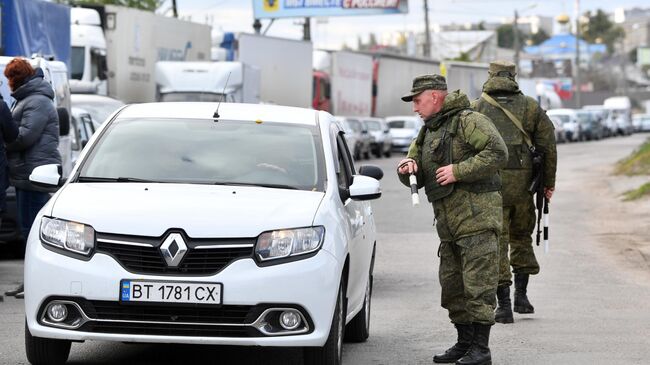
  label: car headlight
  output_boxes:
[40,217,95,256]
[255,226,325,262]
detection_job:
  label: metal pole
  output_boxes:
[423,0,431,58]
[575,0,581,108]
[303,17,311,41]
[514,10,520,73]
[171,0,178,18]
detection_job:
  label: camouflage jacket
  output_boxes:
[399,90,507,242]
[471,76,558,205]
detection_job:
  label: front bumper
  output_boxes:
[25,236,341,347]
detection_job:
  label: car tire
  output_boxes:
[304,283,345,365]
[25,321,71,365]
[384,148,392,158]
[344,245,375,343]
[364,150,370,160]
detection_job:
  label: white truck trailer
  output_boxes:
[235,34,312,108]
[70,5,211,103]
[155,61,260,103]
[313,50,373,117]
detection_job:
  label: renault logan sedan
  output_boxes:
[24,103,383,365]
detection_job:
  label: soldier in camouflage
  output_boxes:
[471,61,557,324]
[397,74,507,365]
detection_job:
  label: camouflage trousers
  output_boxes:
[439,231,498,325]
[498,198,540,287]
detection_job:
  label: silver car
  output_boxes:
[362,117,392,158]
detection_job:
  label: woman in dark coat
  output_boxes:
[3,58,61,299]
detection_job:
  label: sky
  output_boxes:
[160,0,650,49]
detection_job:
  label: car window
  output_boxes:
[346,119,361,133]
[364,120,382,131]
[78,119,326,191]
[73,98,125,125]
[550,114,570,124]
[387,120,415,129]
[71,46,84,80]
[336,133,354,193]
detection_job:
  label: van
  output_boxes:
[603,96,633,136]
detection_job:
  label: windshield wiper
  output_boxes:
[213,182,299,190]
[77,176,159,183]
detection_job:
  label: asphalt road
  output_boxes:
[1,133,649,364]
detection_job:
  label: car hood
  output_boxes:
[49,183,326,238]
[389,128,417,138]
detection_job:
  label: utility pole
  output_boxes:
[574,0,581,108]
[303,17,311,42]
[513,10,520,73]
[171,0,178,18]
[423,0,431,58]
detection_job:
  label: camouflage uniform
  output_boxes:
[399,89,508,325]
[470,62,557,287]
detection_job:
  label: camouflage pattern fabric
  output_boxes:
[499,200,539,286]
[398,90,506,325]
[439,231,498,325]
[471,71,557,285]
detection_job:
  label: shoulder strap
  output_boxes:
[481,92,534,151]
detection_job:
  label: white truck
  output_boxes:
[234,34,312,108]
[155,61,260,103]
[373,54,441,117]
[442,61,488,101]
[70,5,211,103]
[312,50,373,117]
[603,96,634,135]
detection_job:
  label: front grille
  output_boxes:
[75,300,260,337]
[79,321,256,337]
[82,300,254,324]
[95,233,255,275]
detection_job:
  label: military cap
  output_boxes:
[401,74,447,102]
[488,60,517,77]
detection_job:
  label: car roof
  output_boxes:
[116,102,319,126]
[547,108,576,115]
[71,94,125,105]
[385,115,421,121]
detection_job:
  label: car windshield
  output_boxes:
[388,120,415,129]
[78,118,326,191]
[576,113,590,124]
[73,98,125,125]
[346,119,362,132]
[160,92,225,102]
[365,120,382,131]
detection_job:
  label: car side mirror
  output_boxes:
[29,164,65,188]
[57,107,70,136]
[358,165,384,180]
[349,175,381,201]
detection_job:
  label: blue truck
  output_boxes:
[0,0,70,65]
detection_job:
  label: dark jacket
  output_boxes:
[0,96,19,210]
[6,68,61,192]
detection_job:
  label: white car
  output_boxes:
[70,93,125,129]
[362,117,392,158]
[547,109,581,142]
[24,103,383,365]
[385,115,423,153]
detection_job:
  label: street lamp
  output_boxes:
[513,3,537,75]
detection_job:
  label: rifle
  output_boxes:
[528,149,548,248]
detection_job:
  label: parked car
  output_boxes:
[637,114,650,132]
[385,115,423,153]
[583,106,616,137]
[70,93,125,128]
[334,116,359,158]
[604,96,633,136]
[547,109,581,142]
[576,110,604,141]
[70,107,97,163]
[337,116,372,160]
[24,102,383,365]
[362,117,392,158]
[632,114,650,132]
[548,115,566,143]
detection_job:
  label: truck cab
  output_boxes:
[70,7,108,95]
[312,70,331,112]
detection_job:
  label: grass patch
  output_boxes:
[615,138,650,175]
[623,182,650,201]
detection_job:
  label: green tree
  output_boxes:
[54,0,164,12]
[530,29,549,46]
[581,9,625,54]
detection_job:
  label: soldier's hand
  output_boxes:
[544,187,555,201]
[398,158,418,175]
[435,165,457,185]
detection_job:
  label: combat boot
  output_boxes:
[513,273,535,314]
[433,324,473,363]
[494,285,513,323]
[456,324,492,365]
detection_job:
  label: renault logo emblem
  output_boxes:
[160,233,187,267]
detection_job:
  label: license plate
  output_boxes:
[120,280,222,305]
